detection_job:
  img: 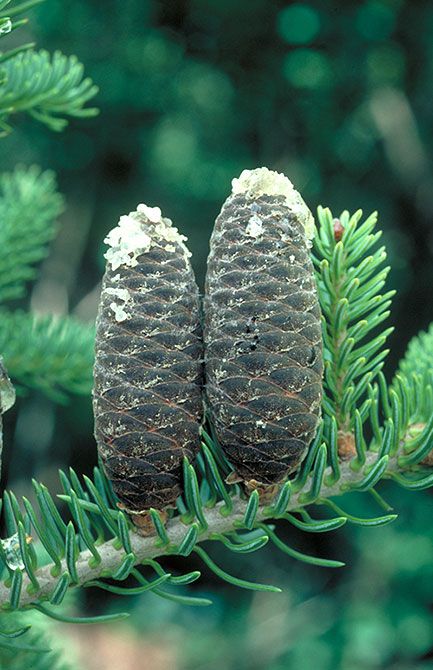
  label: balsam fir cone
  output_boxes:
[93,204,203,528]
[204,168,323,498]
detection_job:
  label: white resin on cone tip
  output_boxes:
[101,203,192,323]
[231,167,315,240]
[103,203,191,272]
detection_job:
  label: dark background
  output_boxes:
[2,1,433,668]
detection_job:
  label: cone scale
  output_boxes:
[93,205,203,526]
[204,168,323,497]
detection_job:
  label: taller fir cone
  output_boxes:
[93,204,203,527]
[204,168,323,497]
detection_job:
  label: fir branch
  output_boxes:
[0,612,74,669]
[0,1,44,19]
[0,204,431,631]
[0,166,64,303]
[0,0,43,68]
[0,167,94,401]
[395,323,433,422]
[313,208,395,454]
[0,445,425,610]
[0,310,94,400]
[0,49,98,133]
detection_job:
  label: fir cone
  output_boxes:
[204,168,323,496]
[93,204,203,524]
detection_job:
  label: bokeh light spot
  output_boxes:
[356,1,396,41]
[366,43,405,85]
[277,4,320,45]
[283,49,331,89]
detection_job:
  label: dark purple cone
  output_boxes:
[93,207,203,516]
[204,179,323,491]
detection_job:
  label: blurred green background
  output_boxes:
[2,0,433,668]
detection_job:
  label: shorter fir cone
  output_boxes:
[204,169,323,497]
[93,205,203,527]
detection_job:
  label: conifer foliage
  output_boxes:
[0,166,94,400]
[0,1,432,666]
[0,0,98,135]
[0,0,97,401]
[1,199,432,635]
